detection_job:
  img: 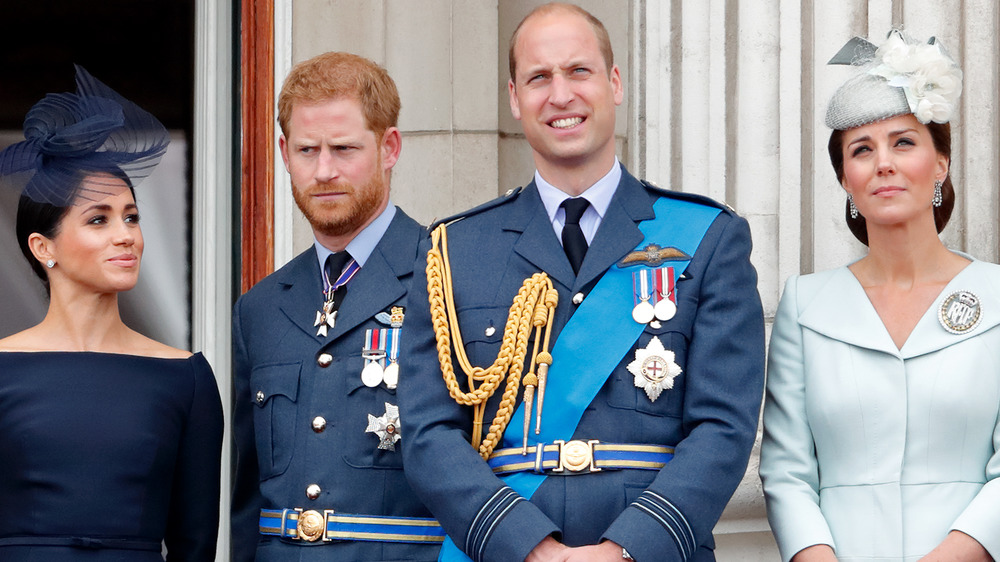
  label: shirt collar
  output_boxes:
[313,202,396,272]
[535,157,621,223]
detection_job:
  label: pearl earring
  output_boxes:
[46,259,56,269]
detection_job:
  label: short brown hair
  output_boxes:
[828,121,954,246]
[277,52,400,138]
[508,3,614,82]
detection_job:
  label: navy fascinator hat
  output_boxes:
[0,65,170,206]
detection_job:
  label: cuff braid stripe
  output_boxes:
[466,486,523,562]
[632,491,695,559]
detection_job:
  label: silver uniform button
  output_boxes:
[306,484,322,500]
[572,292,584,305]
[312,416,327,433]
[485,326,496,337]
[317,353,333,367]
[255,390,265,405]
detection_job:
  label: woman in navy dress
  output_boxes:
[0,66,223,561]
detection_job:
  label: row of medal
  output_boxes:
[632,266,677,325]
[361,327,400,389]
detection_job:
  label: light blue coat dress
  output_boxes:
[760,259,1000,562]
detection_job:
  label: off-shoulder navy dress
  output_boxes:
[0,352,224,561]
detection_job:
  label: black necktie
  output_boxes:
[324,251,353,306]
[561,198,590,275]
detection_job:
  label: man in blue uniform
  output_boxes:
[231,52,442,561]
[398,4,765,561]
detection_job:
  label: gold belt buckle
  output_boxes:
[552,439,601,473]
[294,508,332,542]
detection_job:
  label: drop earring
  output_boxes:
[46,259,56,269]
[848,194,858,219]
[932,180,943,207]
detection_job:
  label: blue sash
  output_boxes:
[439,196,721,561]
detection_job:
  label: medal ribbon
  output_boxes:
[634,267,676,307]
[633,269,651,305]
[658,267,675,304]
[365,329,389,366]
[439,196,721,562]
[387,328,400,363]
[325,258,361,297]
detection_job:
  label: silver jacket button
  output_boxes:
[317,353,333,367]
[306,484,322,500]
[312,416,327,433]
[572,292,584,305]
[255,390,265,404]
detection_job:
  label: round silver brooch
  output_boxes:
[938,290,982,334]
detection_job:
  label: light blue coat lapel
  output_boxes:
[901,261,1000,358]
[798,267,899,355]
[798,261,1000,359]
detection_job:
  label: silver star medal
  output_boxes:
[626,336,682,402]
[366,402,402,451]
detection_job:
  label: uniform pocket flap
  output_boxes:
[456,306,506,345]
[250,361,302,407]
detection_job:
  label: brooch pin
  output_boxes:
[939,290,982,334]
[366,402,401,451]
[626,336,682,402]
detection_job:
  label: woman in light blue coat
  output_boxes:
[760,31,999,562]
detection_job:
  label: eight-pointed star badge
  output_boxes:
[626,336,682,402]
[366,402,402,451]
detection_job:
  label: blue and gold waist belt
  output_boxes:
[488,440,674,475]
[259,508,444,544]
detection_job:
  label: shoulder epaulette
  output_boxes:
[430,185,526,229]
[640,180,738,214]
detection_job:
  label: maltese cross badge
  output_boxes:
[366,402,402,451]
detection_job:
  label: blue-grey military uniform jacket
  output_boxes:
[398,168,765,562]
[232,208,439,561]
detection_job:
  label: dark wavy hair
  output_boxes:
[827,121,954,246]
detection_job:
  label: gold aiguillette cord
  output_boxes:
[427,223,558,460]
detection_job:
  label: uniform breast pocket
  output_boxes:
[341,374,405,471]
[250,362,301,479]
[607,325,690,422]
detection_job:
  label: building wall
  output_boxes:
[279,1,1000,559]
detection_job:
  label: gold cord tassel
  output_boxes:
[427,223,558,460]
